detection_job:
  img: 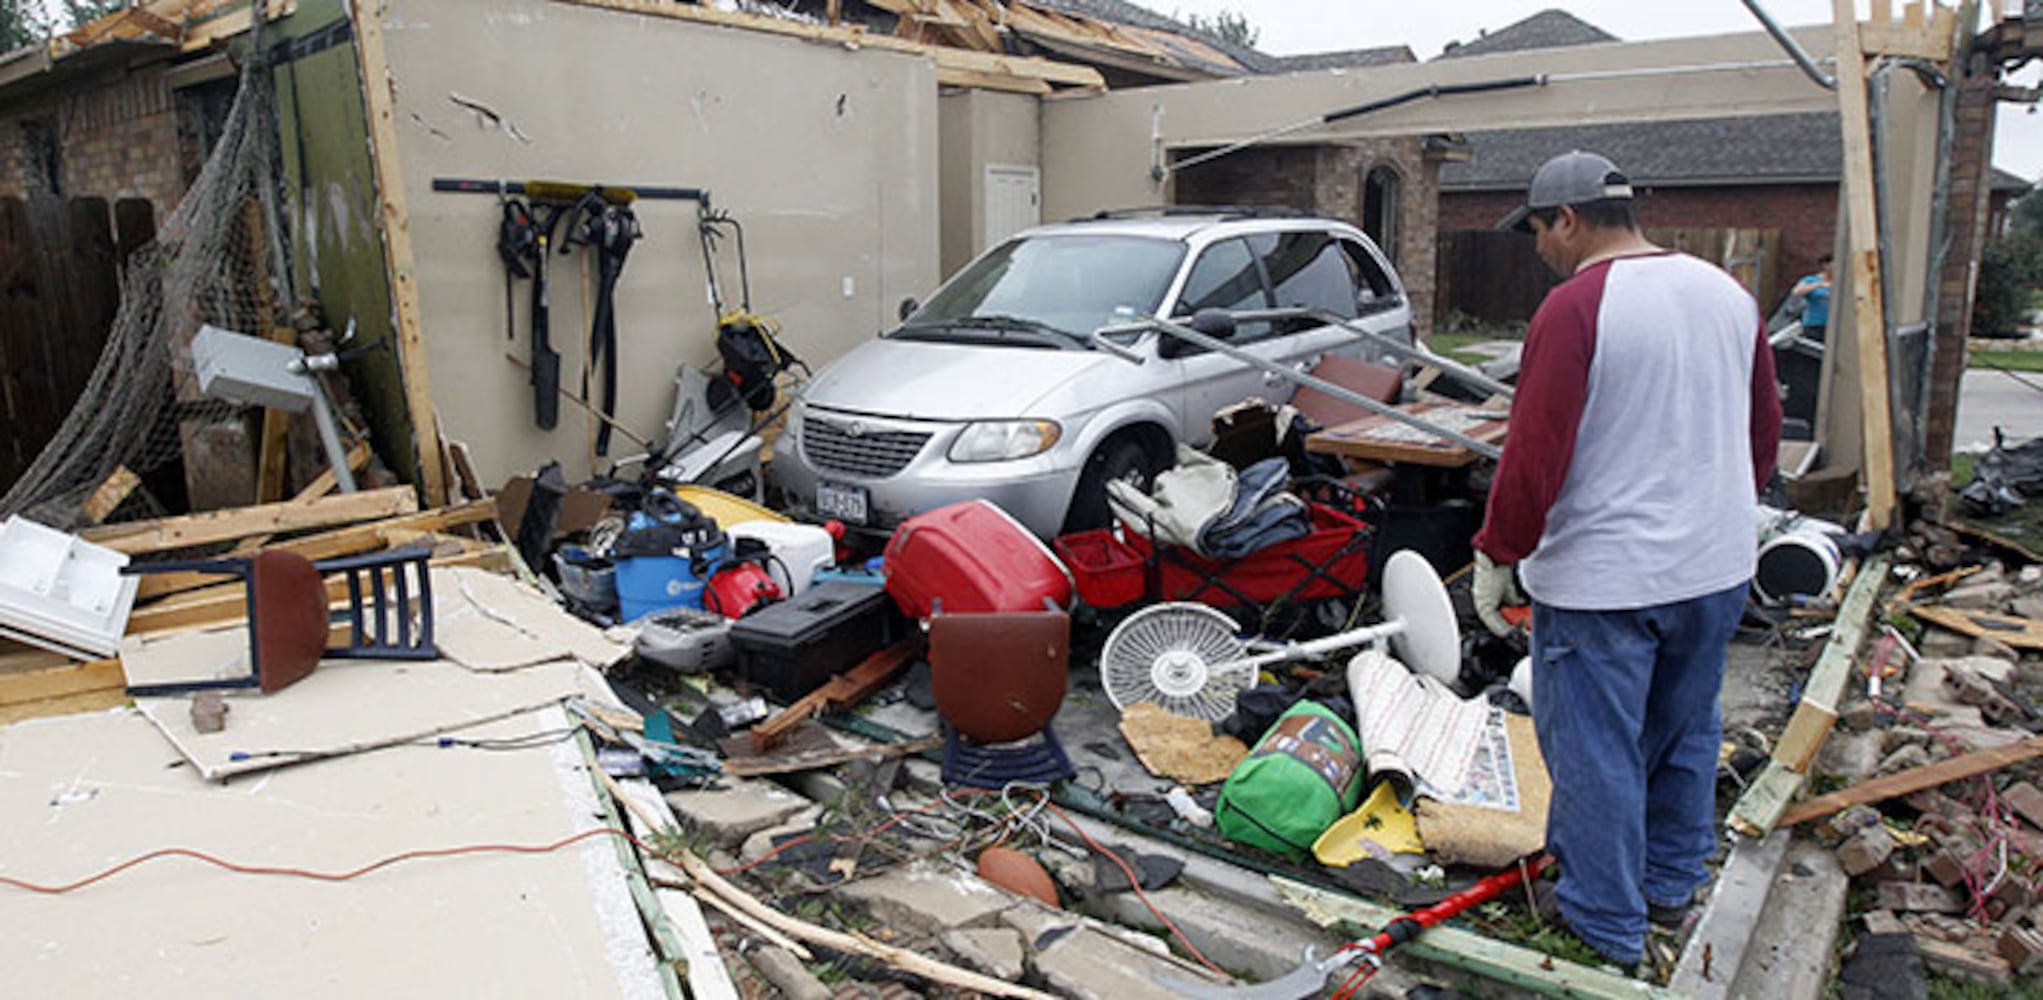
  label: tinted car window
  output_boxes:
[903,234,1184,341]
[1173,238,1271,346]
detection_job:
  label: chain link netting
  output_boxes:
[0,49,279,529]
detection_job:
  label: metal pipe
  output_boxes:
[1092,315,1504,459]
[1739,0,1837,90]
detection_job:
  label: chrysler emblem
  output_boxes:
[844,420,868,437]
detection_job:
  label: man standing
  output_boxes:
[1790,254,1834,340]
[1472,151,1782,969]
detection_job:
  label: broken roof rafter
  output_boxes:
[558,0,1105,92]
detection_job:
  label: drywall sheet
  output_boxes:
[433,566,629,671]
[0,707,663,999]
[134,655,583,780]
[118,623,256,689]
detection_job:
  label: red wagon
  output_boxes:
[1054,502,1373,616]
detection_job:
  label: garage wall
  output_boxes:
[937,88,1039,278]
[380,0,940,485]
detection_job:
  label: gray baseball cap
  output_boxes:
[1500,151,1634,232]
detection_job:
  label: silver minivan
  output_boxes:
[774,211,1413,538]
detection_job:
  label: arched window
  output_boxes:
[1362,165,1401,264]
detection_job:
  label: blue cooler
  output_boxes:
[612,493,726,621]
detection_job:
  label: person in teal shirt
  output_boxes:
[1791,254,1832,340]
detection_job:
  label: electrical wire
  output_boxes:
[226,726,583,763]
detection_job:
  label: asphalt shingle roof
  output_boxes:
[1434,8,1616,60]
[1266,46,1416,72]
[1028,0,1276,72]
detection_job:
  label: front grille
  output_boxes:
[803,417,932,477]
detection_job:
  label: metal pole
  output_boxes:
[1094,316,1504,460]
[1739,0,1838,89]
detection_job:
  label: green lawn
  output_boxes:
[1969,348,2043,372]
[1427,332,1500,367]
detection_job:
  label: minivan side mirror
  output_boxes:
[1190,308,1238,339]
[898,297,920,322]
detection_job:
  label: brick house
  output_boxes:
[1437,112,2031,323]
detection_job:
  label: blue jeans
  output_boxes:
[1530,581,1747,965]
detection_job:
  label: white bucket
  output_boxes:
[1754,522,1843,606]
[725,519,836,596]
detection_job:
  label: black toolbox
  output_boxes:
[728,581,902,701]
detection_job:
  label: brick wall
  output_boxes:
[0,63,184,212]
[1925,51,2003,467]
[1170,137,1444,336]
[1441,182,1840,313]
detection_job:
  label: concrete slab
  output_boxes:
[1670,830,1792,998]
[1031,925,1231,1000]
[664,776,817,847]
[1083,883,1341,981]
[943,927,1028,981]
[836,861,1016,936]
[1726,841,1849,1000]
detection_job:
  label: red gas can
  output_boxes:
[703,560,781,619]
[881,500,1073,618]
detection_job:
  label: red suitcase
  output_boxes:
[882,500,1073,617]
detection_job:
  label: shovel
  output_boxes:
[1164,855,1551,1000]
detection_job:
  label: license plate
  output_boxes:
[815,481,869,524]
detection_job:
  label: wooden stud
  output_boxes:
[1727,553,1888,837]
[349,0,447,506]
[82,466,141,525]
[1780,735,2043,828]
[1773,702,1839,774]
[1833,0,1898,530]
[936,66,1051,94]
[129,498,495,601]
[79,486,419,555]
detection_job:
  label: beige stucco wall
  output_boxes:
[937,88,1040,277]
[382,0,939,485]
[1039,26,1843,219]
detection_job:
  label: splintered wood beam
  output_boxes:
[82,466,141,525]
[349,0,447,506]
[1834,0,1898,530]
[1727,554,1889,837]
[1780,735,2043,828]
[936,66,1052,94]
[129,497,495,601]
[556,0,1104,90]
[81,486,419,555]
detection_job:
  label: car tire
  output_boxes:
[1063,436,1161,534]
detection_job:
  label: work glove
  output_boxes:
[1471,551,1524,638]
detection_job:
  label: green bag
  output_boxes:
[1216,701,1366,857]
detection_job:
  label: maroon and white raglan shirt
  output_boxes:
[1472,252,1783,611]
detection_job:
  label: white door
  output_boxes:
[983,165,1040,252]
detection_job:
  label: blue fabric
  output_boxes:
[1198,456,1309,561]
[1529,580,1748,965]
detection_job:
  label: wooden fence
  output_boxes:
[1434,226,1783,329]
[0,196,154,493]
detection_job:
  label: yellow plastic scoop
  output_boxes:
[1312,781,1423,866]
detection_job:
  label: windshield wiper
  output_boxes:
[948,313,1069,336]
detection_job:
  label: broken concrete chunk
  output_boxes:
[1876,743,1935,776]
[1862,909,1909,935]
[1971,635,2022,660]
[2011,595,2043,621]
[1917,628,1977,658]
[1875,881,1968,914]
[2005,781,2043,831]
[2002,925,2043,976]
[837,861,1016,936]
[663,777,815,848]
[1030,924,1228,1000]
[1939,581,2015,611]
[746,945,832,1000]
[1838,826,1898,876]
[942,927,1027,981]
[1916,935,2014,985]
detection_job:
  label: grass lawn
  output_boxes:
[1969,347,2043,372]
[1427,332,1501,366]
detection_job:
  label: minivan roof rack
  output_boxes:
[1079,204,1312,222]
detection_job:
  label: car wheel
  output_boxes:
[1063,437,1160,534]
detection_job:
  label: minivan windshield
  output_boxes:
[894,234,1185,345]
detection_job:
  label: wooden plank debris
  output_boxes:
[79,486,419,554]
[748,640,921,751]
[81,466,141,525]
[1906,605,2043,651]
[349,0,447,505]
[1833,0,1899,530]
[1727,554,1889,837]
[1778,734,2043,828]
[131,498,495,602]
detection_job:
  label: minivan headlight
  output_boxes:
[948,420,1062,462]
[784,397,805,440]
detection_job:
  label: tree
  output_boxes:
[2,0,49,51]
[1972,184,2043,338]
[1180,8,1259,48]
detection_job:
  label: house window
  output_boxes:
[22,117,60,195]
[1362,165,1400,265]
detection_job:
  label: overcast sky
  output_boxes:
[1157,1,2043,184]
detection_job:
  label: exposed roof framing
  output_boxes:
[863,0,1248,80]
[52,0,294,58]
[560,0,1106,95]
